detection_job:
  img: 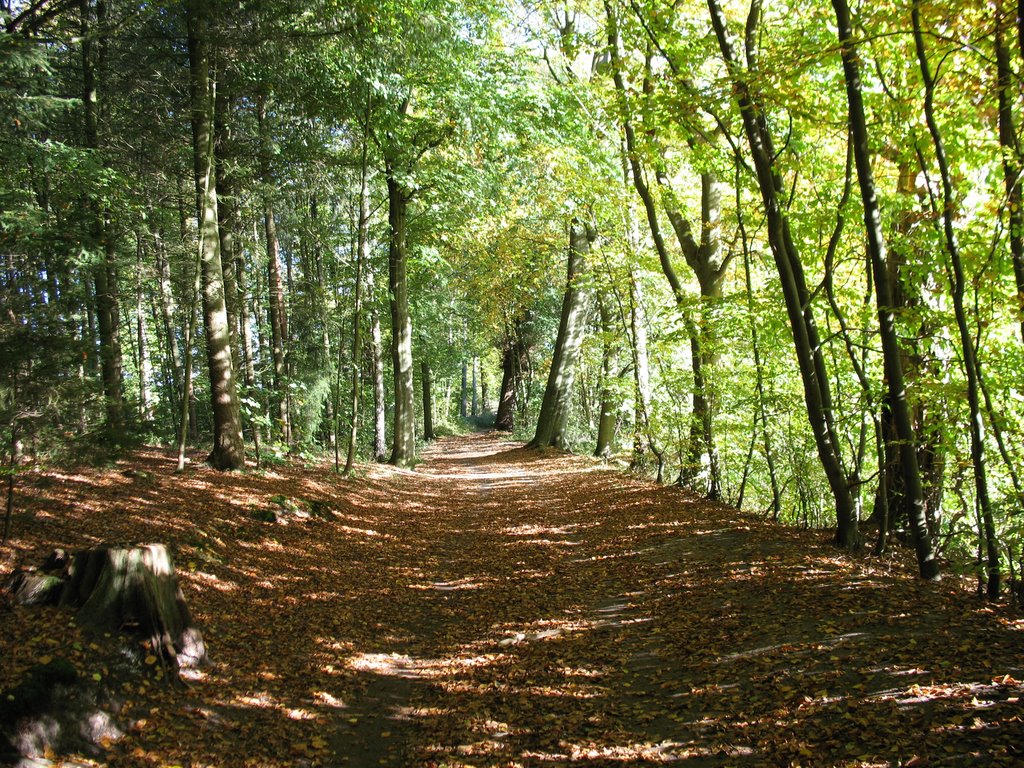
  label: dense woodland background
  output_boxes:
[3,0,1024,592]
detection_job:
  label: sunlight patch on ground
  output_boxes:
[421,471,537,483]
[311,690,346,708]
[409,576,493,591]
[519,739,713,762]
[513,538,582,547]
[337,524,389,538]
[345,651,505,679]
[626,520,690,530]
[500,523,582,536]
[184,570,237,593]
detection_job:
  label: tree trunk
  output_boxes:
[344,130,371,475]
[367,268,387,462]
[60,544,207,672]
[594,295,617,458]
[154,224,182,425]
[737,176,781,519]
[460,360,468,418]
[707,0,859,548]
[628,271,660,478]
[528,217,596,450]
[605,3,723,495]
[495,347,516,431]
[81,0,124,437]
[135,237,153,422]
[471,357,478,416]
[421,361,434,441]
[996,1,1024,341]
[257,94,290,446]
[386,164,416,467]
[2,425,15,546]
[495,318,528,432]
[214,87,241,376]
[176,225,202,472]
[186,0,245,471]
[913,1,997,593]
[834,0,938,579]
[235,227,262,461]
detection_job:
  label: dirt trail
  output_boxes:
[2,433,1023,767]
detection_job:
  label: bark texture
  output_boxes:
[707,0,858,547]
[386,164,416,466]
[528,217,597,450]
[60,544,207,670]
[834,0,938,579]
[186,0,245,470]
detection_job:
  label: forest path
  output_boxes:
[2,433,1023,767]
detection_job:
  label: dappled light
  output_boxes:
[2,434,1022,766]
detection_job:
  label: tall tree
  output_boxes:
[706,0,859,548]
[80,0,124,436]
[529,215,597,450]
[832,0,938,579]
[384,138,417,466]
[257,93,291,445]
[912,0,997,593]
[185,0,244,470]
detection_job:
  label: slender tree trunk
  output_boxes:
[2,424,17,545]
[995,1,1024,339]
[257,94,290,445]
[594,295,617,458]
[81,0,124,437]
[460,360,468,418]
[995,2,1024,342]
[344,133,371,474]
[84,280,99,376]
[737,174,781,519]
[628,271,661,480]
[421,361,434,441]
[367,269,387,462]
[176,252,201,473]
[235,232,262,462]
[528,217,596,450]
[471,357,478,417]
[214,87,241,376]
[385,163,416,467]
[913,1,997,593]
[834,0,938,579]
[605,2,723,495]
[185,0,245,471]
[135,236,152,422]
[707,0,858,548]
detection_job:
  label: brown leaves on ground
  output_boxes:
[1,433,1022,767]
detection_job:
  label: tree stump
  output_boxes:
[2,549,70,607]
[3,570,64,606]
[59,544,207,671]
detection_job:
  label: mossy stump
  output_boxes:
[59,544,207,671]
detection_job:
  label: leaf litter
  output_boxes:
[1,433,1022,766]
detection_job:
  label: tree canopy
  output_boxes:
[4,0,1024,589]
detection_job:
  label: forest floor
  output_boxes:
[1,432,1023,767]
